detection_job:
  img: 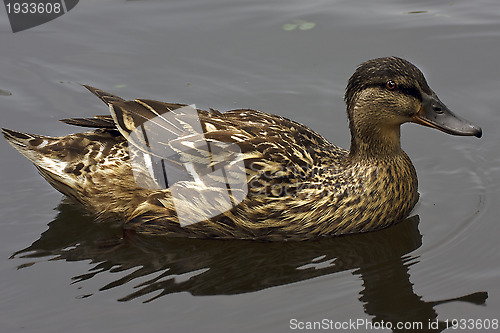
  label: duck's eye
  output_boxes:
[386,80,396,90]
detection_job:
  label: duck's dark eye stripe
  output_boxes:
[400,87,422,101]
[363,83,423,100]
[366,83,422,101]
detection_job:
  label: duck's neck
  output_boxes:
[347,108,403,162]
[348,126,402,161]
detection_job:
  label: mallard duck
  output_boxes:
[3,57,482,241]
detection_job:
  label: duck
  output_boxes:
[2,57,482,241]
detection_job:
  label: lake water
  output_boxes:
[1,0,500,332]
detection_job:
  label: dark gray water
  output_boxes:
[1,0,499,332]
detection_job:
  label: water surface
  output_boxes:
[1,0,499,332]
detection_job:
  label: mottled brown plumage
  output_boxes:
[3,57,482,240]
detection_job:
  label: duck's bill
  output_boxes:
[412,93,482,138]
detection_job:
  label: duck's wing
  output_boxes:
[81,85,125,105]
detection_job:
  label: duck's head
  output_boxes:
[345,57,482,158]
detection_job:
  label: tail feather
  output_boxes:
[3,128,80,198]
[59,115,116,129]
[3,128,55,156]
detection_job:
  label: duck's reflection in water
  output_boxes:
[13,203,487,332]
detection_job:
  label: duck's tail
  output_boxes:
[2,128,83,200]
